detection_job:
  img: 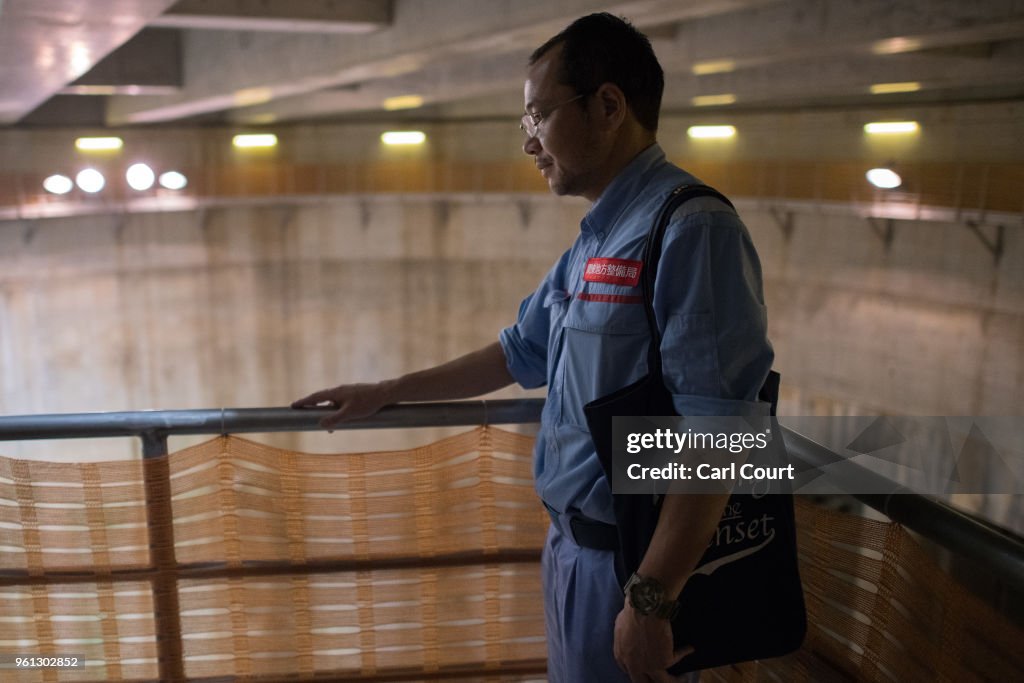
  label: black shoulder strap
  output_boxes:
[641,184,734,380]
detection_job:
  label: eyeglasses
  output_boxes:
[520,92,591,138]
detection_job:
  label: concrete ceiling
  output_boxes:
[3,0,1024,128]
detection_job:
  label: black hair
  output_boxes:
[529,13,664,132]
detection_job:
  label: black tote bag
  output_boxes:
[583,185,806,673]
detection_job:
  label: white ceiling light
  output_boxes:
[381,131,426,145]
[75,168,105,193]
[691,60,736,75]
[43,174,74,195]
[383,95,424,111]
[687,125,736,139]
[126,163,156,191]
[871,37,923,55]
[75,137,123,151]
[864,121,920,134]
[866,168,902,189]
[691,94,737,107]
[233,87,273,107]
[233,133,278,148]
[870,82,921,95]
[159,171,188,190]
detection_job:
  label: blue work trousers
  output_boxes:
[541,522,699,683]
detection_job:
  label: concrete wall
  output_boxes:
[0,195,580,459]
[751,203,1023,416]
[2,191,1020,463]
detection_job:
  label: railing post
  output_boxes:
[140,431,186,682]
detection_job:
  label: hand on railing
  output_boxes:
[291,382,393,430]
[291,342,514,431]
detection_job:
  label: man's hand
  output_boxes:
[291,381,393,429]
[613,604,693,682]
[291,343,514,431]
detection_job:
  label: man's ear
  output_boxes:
[593,82,628,131]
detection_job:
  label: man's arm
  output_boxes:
[636,492,731,597]
[291,341,515,429]
[615,205,773,681]
[613,491,731,680]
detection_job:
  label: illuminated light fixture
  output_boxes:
[126,163,156,191]
[864,121,920,134]
[872,37,923,55]
[75,136,123,151]
[381,131,426,145]
[691,94,737,107]
[232,133,278,148]
[687,125,736,139]
[866,168,902,189]
[63,85,120,95]
[233,87,273,107]
[75,168,106,193]
[692,60,736,76]
[383,94,424,111]
[870,82,921,95]
[43,174,74,195]
[159,171,188,190]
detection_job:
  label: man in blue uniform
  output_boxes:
[293,13,773,683]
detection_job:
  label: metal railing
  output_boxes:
[1,400,1023,680]
[0,400,544,457]
[1,400,1020,584]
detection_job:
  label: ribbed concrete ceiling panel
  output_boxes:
[1,0,1023,128]
[0,0,181,124]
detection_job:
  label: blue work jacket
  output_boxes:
[499,144,774,524]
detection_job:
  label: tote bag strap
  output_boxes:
[640,184,735,380]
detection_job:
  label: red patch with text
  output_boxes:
[582,257,643,287]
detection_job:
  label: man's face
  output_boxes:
[522,46,604,200]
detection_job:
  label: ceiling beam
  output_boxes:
[228,26,1024,124]
[150,0,392,34]
[104,0,773,125]
[0,0,182,124]
[61,28,182,96]
[228,50,524,124]
[665,42,1024,109]
[655,0,1024,73]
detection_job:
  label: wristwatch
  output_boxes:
[624,572,679,619]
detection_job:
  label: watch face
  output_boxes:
[629,577,664,614]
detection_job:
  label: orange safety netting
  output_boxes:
[1,426,1021,682]
[1,427,547,682]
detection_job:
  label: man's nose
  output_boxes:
[523,133,541,156]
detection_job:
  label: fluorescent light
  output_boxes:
[232,133,278,148]
[383,95,424,111]
[691,94,737,107]
[692,60,735,76]
[864,121,920,134]
[126,163,155,191]
[872,37,923,55]
[381,131,426,145]
[43,174,73,195]
[75,137,123,151]
[75,168,105,193]
[159,171,188,190]
[866,168,902,189]
[64,85,120,95]
[687,125,736,139]
[233,87,273,107]
[870,82,921,95]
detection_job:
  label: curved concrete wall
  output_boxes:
[1,193,1020,463]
